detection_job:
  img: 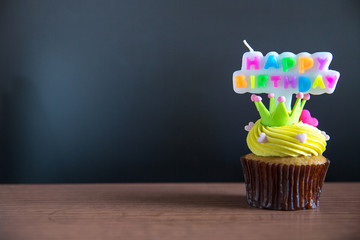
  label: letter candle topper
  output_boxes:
[233,41,340,110]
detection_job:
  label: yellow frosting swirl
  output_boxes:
[247,120,326,157]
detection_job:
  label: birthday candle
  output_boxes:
[233,40,340,110]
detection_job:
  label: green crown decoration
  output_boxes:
[251,93,310,127]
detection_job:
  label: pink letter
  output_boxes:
[284,76,296,89]
[246,56,259,70]
[317,57,328,70]
[270,76,281,87]
[325,75,338,89]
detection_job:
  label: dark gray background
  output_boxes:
[0,0,359,183]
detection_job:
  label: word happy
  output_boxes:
[233,51,340,95]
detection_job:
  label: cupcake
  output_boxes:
[233,42,339,210]
[240,93,330,210]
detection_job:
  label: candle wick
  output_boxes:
[243,40,254,52]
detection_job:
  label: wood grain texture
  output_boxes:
[0,183,359,240]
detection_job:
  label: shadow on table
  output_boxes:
[90,190,250,210]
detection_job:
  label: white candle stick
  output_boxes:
[243,40,254,52]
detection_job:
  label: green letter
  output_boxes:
[257,75,269,88]
[282,57,296,72]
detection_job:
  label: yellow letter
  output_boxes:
[251,75,255,89]
[312,75,325,89]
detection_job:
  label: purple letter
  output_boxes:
[317,57,328,70]
[284,76,296,89]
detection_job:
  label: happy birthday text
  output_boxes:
[233,52,340,95]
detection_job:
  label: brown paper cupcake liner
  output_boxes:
[240,157,330,211]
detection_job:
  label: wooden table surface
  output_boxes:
[0,183,359,240]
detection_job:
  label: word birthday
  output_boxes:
[233,51,340,96]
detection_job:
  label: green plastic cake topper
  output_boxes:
[251,93,309,127]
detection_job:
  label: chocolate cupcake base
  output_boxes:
[240,156,330,211]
